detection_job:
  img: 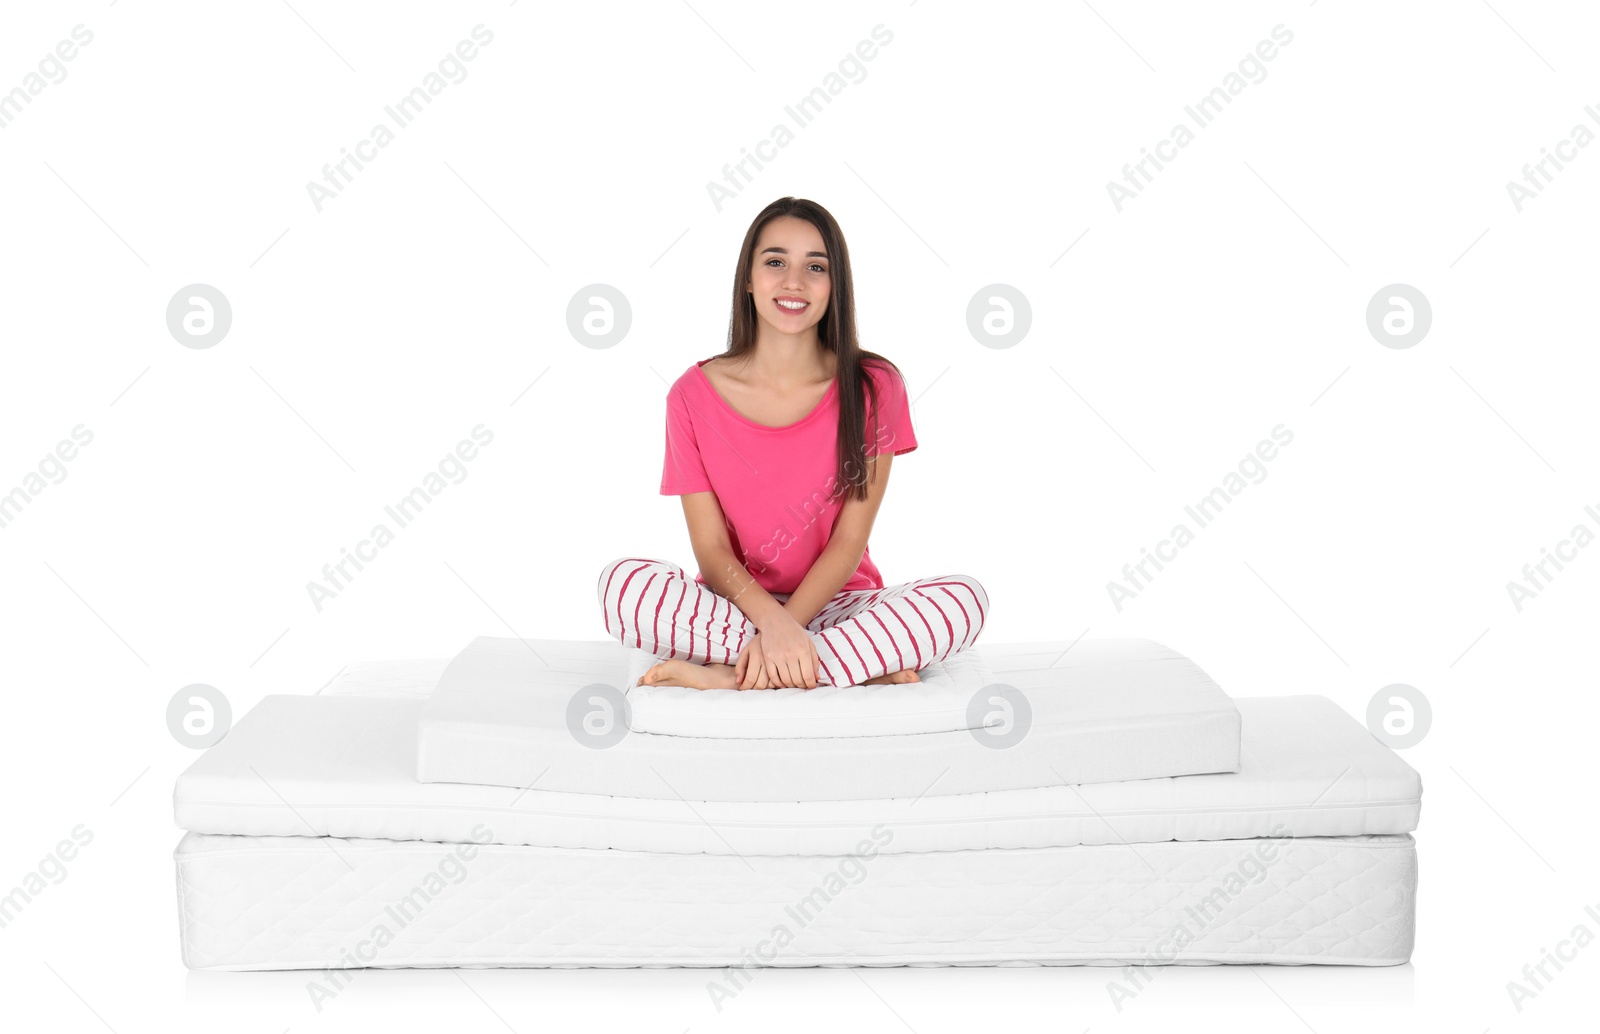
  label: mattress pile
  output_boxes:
[172,637,1421,970]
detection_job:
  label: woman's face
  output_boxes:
[748,215,831,334]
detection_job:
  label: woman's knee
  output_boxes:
[597,558,690,636]
[597,557,629,608]
[945,574,989,641]
[598,557,658,616]
[934,573,987,606]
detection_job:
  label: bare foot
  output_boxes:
[637,659,739,690]
[863,668,921,686]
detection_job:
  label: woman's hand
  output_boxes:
[734,637,772,690]
[738,617,819,690]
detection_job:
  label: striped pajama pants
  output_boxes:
[596,557,989,687]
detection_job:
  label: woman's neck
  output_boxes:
[742,332,835,387]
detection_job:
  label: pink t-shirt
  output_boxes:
[660,357,918,594]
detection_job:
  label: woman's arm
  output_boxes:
[678,491,790,631]
[781,451,894,627]
[680,452,894,689]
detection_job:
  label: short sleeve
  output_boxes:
[866,362,918,458]
[660,383,713,495]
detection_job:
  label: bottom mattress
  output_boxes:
[175,830,1416,970]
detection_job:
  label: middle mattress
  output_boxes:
[416,636,1243,799]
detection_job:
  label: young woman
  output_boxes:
[597,197,989,690]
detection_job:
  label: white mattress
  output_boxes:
[172,693,1419,855]
[416,637,1244,799]
[316,658,449,698]
[175,831,1418,970]
[622,643,1011,737]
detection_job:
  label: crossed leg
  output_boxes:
[596,557,989,688]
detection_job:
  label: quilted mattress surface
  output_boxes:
[175,831,1418,970]
[172,693,1420,854]
[416,636,1244,799]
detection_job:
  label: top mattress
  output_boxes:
[173,691,1421,855]
[416,637,1243,799]
[623,643,1015,738]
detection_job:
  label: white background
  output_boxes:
[2,0,1597,1030]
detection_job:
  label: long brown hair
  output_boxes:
[719,197,900,503]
